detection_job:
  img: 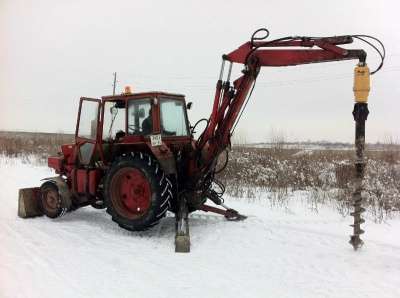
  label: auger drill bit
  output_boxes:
[349,62,370,250]
[349,185,366,248]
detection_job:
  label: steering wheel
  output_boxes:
[115,130,126,140]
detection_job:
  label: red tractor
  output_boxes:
[18,29,384,252]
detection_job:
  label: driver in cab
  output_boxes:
[142,107,153,135]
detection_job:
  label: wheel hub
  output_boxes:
[44,189,58,211]
[111,168,151,219]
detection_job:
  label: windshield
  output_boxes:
[160,98,188,137]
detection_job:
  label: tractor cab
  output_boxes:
[75,91,191,166]
[102,92,189,141]
[101,92,190,140]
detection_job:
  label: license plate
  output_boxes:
[150,134,162,146]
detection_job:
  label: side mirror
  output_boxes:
[186,102,193,110]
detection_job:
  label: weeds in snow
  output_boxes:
[218,146,400,222]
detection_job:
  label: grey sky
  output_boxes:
[1,0,399,143]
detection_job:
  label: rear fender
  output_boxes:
[146,141,177,175]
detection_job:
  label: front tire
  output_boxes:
[39,182,69,218]
[104,152,172,231]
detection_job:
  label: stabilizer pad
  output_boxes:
[175,235,190,253]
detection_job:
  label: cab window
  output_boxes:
[103,101,125,140]
[128,99,152,135]
[160,98,188,136]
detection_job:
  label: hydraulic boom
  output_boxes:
[191,28,384,251]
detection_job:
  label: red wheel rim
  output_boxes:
[110,167,152,219]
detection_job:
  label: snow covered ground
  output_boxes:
[1,156,399,298]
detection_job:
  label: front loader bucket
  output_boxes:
[18,187,43,218]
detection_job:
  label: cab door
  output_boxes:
[75,97,101,166]
[72,97,103,199]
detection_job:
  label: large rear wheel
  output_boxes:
[104,152,172,231]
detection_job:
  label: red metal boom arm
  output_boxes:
[197,34,367,168]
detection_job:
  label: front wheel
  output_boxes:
[39,182,70,218]
[104,152,172,231]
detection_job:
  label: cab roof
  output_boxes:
[102,91,185,101]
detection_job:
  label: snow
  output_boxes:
[1,156,399,298]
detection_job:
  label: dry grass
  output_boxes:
[0,131,73,159]
[218,145,400,221]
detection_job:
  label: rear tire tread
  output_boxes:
[104,152,172,231]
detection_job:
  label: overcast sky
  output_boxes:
[1,0,399,143]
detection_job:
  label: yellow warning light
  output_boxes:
[124,85,133,94]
